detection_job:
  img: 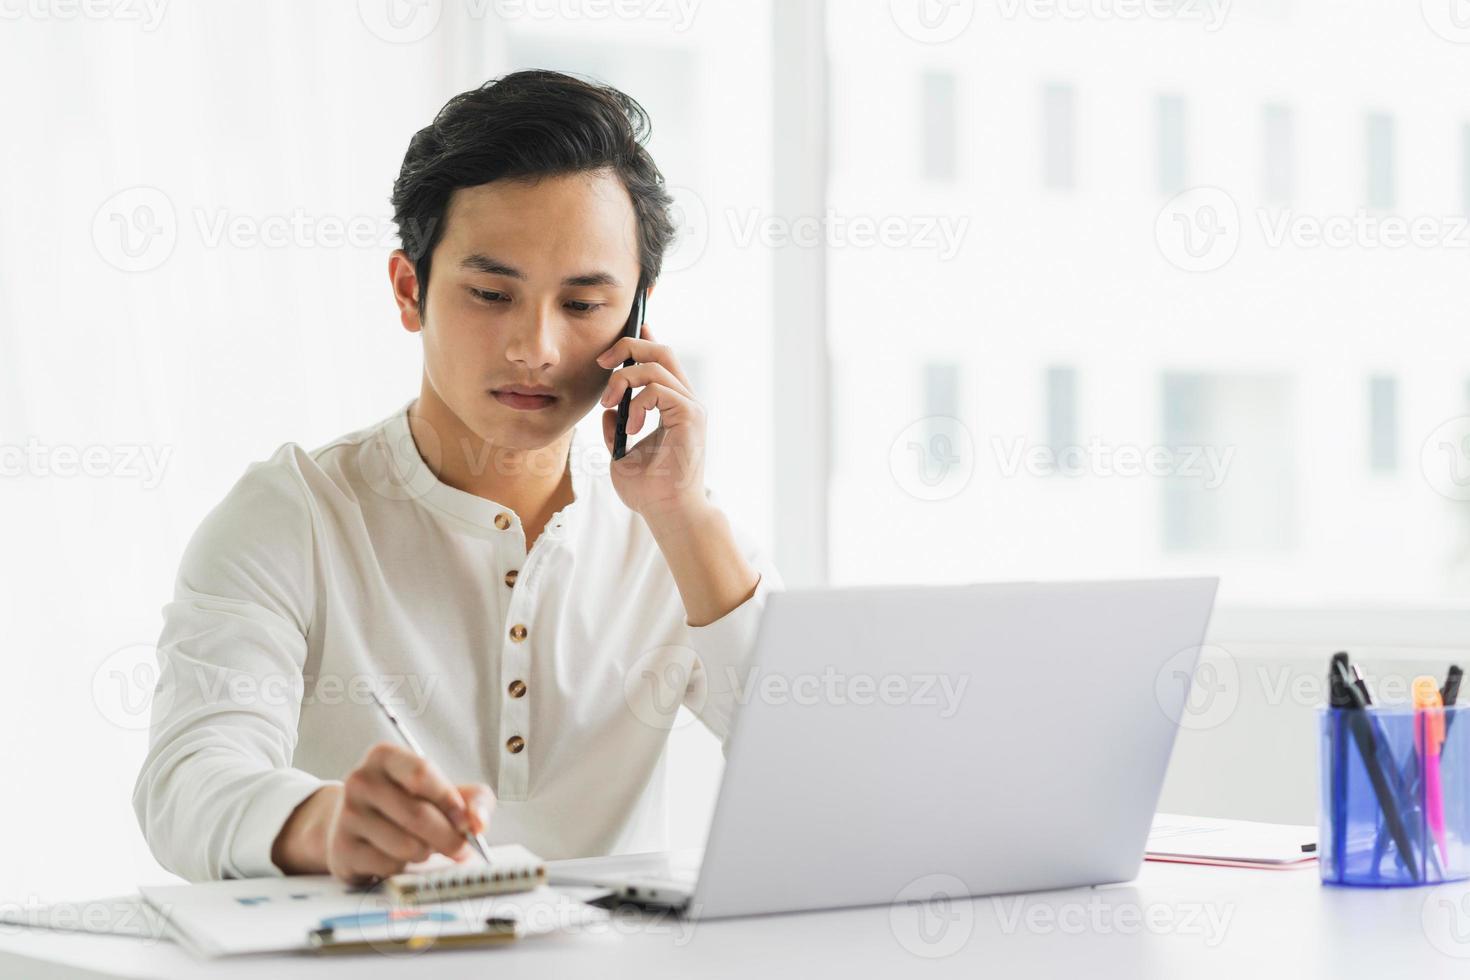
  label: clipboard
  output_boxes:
[308,914,520,954]
[140,875,608,958]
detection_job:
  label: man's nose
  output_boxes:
[504,303,561,370]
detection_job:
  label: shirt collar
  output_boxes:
[377,399,593,537]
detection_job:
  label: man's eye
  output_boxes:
[566,300,604,315]
[470,288,508,303]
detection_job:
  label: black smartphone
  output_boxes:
[611,276,648,461]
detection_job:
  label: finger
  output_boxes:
[360,772,467,857]
[348,806,432,864]
[595,335,691,389]
[627,382,699,437]
[600,361,692,408]
[457,784,496,835]
[602,407,617,455]
[596,336,670,368]
[369,743,471,833]
[604,405,647,457]
[340,837,405,882]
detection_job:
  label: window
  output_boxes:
[1157,94,1187,195]
[1366,112,1395,210]
[924,360,961,420]
[1263,103,1293,205]
[1045,366,1077,454]
[1042,83,1076,191]
[823,16,1470,607]
[1462,123,1470,214]
[1161,373,1295,555]
[1368,375,1398,474]
[920,70,958,182]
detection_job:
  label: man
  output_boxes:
[133,70,779,883]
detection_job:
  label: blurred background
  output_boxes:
[3,0,1470,899]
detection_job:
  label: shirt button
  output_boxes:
[504,569,518,588]
[506,735,525,754]
[494,512,512,530]
[508,679,527,699]
[509,624,528,642]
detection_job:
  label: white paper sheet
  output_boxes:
[1147,813,1317,866]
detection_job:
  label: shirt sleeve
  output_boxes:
[675,489,784,744]
[132,447,329,882]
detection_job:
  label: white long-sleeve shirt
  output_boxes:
[133,401,780,882]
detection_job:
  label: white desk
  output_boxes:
[4,862,1470,979]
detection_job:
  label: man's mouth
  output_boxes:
[491,386,558,411]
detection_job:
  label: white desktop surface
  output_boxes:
[4,862,1469,979]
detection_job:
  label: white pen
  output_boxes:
[369,689,493,865]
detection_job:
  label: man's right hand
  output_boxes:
[272,742,495,884]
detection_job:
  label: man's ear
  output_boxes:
[389,250,424,334]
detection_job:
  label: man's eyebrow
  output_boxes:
[562,270,621,288]
[460,254,524,278]
[459,254,622,288]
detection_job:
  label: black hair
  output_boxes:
[391,69,676,316]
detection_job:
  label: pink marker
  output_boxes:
[1414,676,1449,868]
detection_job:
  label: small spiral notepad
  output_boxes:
[384,844,547,906]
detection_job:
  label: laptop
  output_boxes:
[549,577,1219,919]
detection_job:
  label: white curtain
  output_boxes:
[0,1,506,897]
[1,0,778,898]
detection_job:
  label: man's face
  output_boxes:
[399,170,643,451]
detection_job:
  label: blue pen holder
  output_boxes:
[1319,705,1470,887]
